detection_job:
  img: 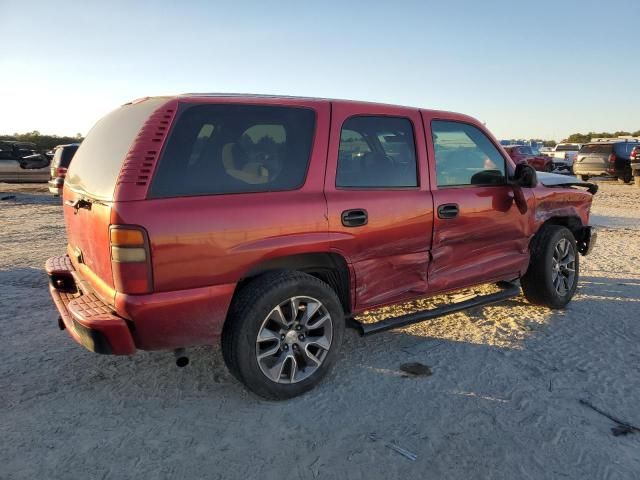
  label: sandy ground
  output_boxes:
[1,181,639,479]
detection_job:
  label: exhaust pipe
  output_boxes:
[174,348,189,368]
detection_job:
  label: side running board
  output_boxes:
[348,282,521,336]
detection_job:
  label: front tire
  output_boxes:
[521,225,579,309]
[222,271,344,400]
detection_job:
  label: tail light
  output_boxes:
[632,149,638,160]
[109,225,153,294]
[56,166,67,176]
[607,153,617,173]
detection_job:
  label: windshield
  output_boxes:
[556,144,580,151]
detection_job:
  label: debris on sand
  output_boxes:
[399,362,433,377]
[1,195,16,201]
[579,399,640,436]
[369,433,417,461]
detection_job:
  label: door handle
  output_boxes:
[437,203,459,219]
[341,209,368,227]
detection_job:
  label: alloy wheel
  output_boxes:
[255,296,333,384]
[552,238,576,296]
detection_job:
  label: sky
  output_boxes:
[1,0,639,141]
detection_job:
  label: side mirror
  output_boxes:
[512,163,538,188]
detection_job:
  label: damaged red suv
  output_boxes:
[46,94,597,399]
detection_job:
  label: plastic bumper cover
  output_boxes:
[45,255,136,355]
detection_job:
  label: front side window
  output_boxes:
[432,121,506,187]
[336,116,417,188]
[150,104,316,197]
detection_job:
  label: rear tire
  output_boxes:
[618,170,632,184]
[222,271,344,400]
[521,225,579,309]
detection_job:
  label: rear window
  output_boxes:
[52,145,79,168]
[64,98,169,200]
[149,104,316,197]
[579,144,613,154]
[556,144,580,151]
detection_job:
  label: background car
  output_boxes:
[574,140,638,183]
[631,145,640,186]
[0,140,38,160]
[48,143,79,195]
[0,142,50,183]
[545,143,582,172]
[503,145,554,171]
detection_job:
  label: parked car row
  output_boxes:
[0,141,51,183]
[0,141,79,191]
[573,140,638,184]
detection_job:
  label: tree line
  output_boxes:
[563,130,640,144]
[0,131,84,152]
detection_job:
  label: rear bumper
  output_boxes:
[48,178,63,195]
[46,255,136,355]
[46,254,236,353]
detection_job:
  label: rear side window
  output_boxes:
[579,144,613,154]
[336,116,417,188]
[432,120,506,187]
[150,104,316,197]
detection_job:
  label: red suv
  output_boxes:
[503,145,554,172]
[46,94,596,399]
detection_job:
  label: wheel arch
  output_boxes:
[534,215,592,255]
[235,252,353,315]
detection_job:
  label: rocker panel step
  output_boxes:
[351,283,521,336]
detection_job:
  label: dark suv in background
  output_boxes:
[48,143,79,195]
[574,140,638,183]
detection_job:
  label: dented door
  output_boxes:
[324,102,434,311]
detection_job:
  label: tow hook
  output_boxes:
[174,348,189,367]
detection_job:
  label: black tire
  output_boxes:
[618,170,632,184]
[580,175,589,181]
[222,271,344,400]
[521,225,579,309]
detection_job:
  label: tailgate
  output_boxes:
[63,188,115,305]
[575,154,608,168]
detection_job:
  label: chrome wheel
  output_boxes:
[256,296,333,384]
[552,238,576,296]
